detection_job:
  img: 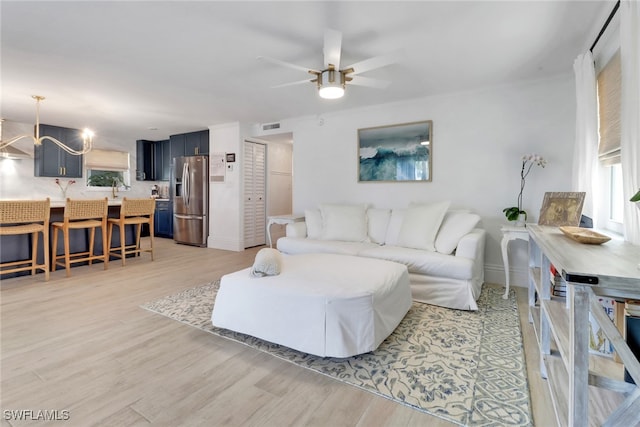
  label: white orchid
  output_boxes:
[503,154,547,221]
[522,153,547,167]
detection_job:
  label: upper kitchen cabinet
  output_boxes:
[185,130,209,155]
[136,140,155,181]
[156,139,171,181]
[34,124,84,178]
[136,139,171,181]
[170,130,209,158]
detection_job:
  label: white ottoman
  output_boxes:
[211,253,412,358]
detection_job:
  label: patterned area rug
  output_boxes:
[141,283,532,426]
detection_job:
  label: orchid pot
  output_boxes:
[503,153,546,224]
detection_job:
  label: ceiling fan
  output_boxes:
[258,29,400,99]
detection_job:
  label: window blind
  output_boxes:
[597,49,621,166]
[84,149,130,171]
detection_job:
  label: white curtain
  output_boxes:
[572,52,600,222]
[620,0,640,244]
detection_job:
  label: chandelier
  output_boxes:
[0,95,94,156]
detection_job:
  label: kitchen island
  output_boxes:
[0,199,147,279]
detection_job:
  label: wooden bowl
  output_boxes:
[559,226,611,245]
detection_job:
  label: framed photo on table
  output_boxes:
[538,192,586,226]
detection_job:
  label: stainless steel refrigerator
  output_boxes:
[171,155,209,247]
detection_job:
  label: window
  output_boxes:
[596,49,623,233]
[86,170,128,188]
[84,149,130,189]
[610,164,624,223]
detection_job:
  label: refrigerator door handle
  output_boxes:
[175,214,203,220]
[182,162,190,208]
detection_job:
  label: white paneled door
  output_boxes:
[244,141,266,248]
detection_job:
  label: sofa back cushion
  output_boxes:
[320,204,369,242]
[367,208,391,245]
[396,201,450,251]
[384,209,406,246]
[434,211,481,254]
[305,209,323,239]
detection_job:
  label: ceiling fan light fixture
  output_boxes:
[318,69,345,99]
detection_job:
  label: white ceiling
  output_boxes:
[1,1,610,144]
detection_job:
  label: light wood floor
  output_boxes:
[1,237,555,427]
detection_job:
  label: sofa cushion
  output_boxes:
[358,245,474,280]
[285,222,307,238]
[305,209,323,239]
[384,209,406,246]
[367,208,391,245]
[435,211,481,255]
[277,237,377,256]
[320,204,368,242]
[397,201,450,251]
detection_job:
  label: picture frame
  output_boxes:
[358,120,432,182]
[538,191,586,226]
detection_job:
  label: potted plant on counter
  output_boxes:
[503,153,547,226]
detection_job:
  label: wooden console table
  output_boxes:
[527,224,640,426]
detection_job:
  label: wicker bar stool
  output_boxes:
[0,199,51,281]
[51,198,109,277]
[107,198,155,266]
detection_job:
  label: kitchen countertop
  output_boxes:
[51,199,123,208]
[0,198,124,208]
[2,196,166,208]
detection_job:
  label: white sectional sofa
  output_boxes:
[276,202,486,310]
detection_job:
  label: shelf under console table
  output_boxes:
[527,224,640,427]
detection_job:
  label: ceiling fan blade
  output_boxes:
[323,29,342,70]
[348,75,390,89]
[257,56,320,74]
[271,78,316,89]
[343,50,403,75]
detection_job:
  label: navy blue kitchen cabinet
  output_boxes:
[136,139,155,181]
[154,199,173,238]
[34,124,84,178]
[170,130,209,158]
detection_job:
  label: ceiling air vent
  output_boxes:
[262,122,281,131]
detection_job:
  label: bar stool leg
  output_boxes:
[120,224,126,266]
[43,227,49,281]
[63,228,71,277]
[136,224,143,256]
[31,230,38,276]
[107,222,113,262]
[88,227,95,266]
[101,224,108,270]
[149,227,155,261]
[51,226,59,272]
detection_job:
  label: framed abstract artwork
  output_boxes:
[358,120,432,182]
[538,192,586,226]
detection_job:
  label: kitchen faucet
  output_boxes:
[112,180,118,198]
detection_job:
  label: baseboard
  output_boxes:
[208,236,243,252]
[484,262,528,288]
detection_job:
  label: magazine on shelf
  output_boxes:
[589,297,617,357]
[549,264,566,297]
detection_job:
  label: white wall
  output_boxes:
[208,122,246,251]
[265,140,293,242]
[256,74,576,286]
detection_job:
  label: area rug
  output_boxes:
[141,283,532,426]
